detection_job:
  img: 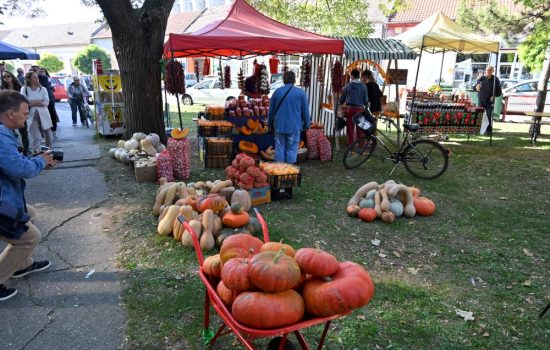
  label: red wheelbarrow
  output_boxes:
[177,208,351,350]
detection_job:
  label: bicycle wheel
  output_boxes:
[343,136,377,169]
[403,139,448,179]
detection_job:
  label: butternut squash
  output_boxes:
[158,205,180,236]
[154,184,175,215]
[374,189,382,218]
[140,138,157,156]
[211,180,233,194]
[200,209,216,250]
[348,182,379,207]
[388,184,416,218]
[219,186,236,202]
[213,215,223,238]
[181,219,202,247]
[177,182,188,200]
[163,184,179,206]
[380,186,390,212]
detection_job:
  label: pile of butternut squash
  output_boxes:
[346,180,436,223]
[153,177,263,251]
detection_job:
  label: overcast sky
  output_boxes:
[1,0,103,29]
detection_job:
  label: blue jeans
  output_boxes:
[274,131,300,163]
[70,99,86,124]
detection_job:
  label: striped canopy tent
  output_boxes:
[342,37,417,61]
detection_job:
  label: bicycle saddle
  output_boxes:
[403,123,420,132]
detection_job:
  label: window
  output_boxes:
[516,82,537,92]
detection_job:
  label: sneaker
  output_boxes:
[52,131,57,138]
[0,284,17,301]
[72,123,77,126]
[11,260,51,279]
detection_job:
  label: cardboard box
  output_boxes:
[135,164,157,182]
[248,186,271,206]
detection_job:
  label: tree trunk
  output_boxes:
[535,42,550,113]
[95,0,175,144]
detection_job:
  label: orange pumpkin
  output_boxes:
[217,281,240,307]
[203,254,222,278]
[413,196,436,216]
[260,241,296,257]
[409,186,421,198]
[219,233,263,263]
[196,194,227,213]
[221,257,253,291]
[238,141,258,154]
[171,127,189,139]
[294,248,339,277]
[358,208,377,222]
[222,211,250,228]
[248,250,301,292]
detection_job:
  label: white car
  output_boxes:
[182,79,240,105]
[503,79,550,114]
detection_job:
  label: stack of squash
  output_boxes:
[109,132,165,164]
[240,119,269,135]
[153,177,264,250]
[346,180,436,223]
[202,236,375,329]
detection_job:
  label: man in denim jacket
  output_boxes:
[0,90,56,302]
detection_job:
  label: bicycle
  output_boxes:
[343,109,450,180]
[80,100,94,128]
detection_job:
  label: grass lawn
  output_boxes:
[97,119,549,350]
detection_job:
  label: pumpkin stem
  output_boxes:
[273,248,285,264]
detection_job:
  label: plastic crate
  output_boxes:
[205,155,231,169]
[198,124,217,137]
[248,186,271,205]
[206,138,232,156]
[268,173,302,190]
[217,125,233,137]
[271,187,293,200]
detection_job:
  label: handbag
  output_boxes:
[0,201,30,240]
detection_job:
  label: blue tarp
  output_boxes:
[0,41,40,60]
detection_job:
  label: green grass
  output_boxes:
[96,121,550,349]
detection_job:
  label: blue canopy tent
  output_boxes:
[0,41,40,60]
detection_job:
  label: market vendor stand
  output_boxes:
[394,12,500,144]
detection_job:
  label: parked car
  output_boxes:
[502,79,550,114]
[80,75,94,91]
[181,78,240,105]
[51,76,68,102]
[184,73,203,87]
[499,78,519,90]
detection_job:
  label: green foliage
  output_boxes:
[249,0,373,37]
[37,53,64,73]
[72,44,111,75]
[457,0,550,72]
[379,0,411,17]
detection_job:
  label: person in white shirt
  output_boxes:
[20,72,52,154]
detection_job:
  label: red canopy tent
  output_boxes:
[163,0,344,58]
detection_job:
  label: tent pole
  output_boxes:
[490,50,500,146]
[438,49,445,87]
[171,50,183,130]
[410,45,424,122]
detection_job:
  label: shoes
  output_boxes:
[52,131,57,138]
[11,260,51,279]
[72,123,77,126]
[0,284,17,302]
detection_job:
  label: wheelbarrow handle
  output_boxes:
[177,215,205,266]
[253,208,270,243]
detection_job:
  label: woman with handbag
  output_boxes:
[1,70,30,154]
[0,90,55,302]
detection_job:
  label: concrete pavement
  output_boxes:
[0,102,126,350]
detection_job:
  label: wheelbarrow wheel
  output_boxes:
[266,336,298,350]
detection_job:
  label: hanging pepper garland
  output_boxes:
[194,61,200,83]
[218,58,224,89]
[258,64,270,95]
[238,67,245,91]
[301,59,311,88]
[317,62,325,84]
[203,58,210,76]
[224,65,231,89]
[165,60,185,95]
[331,61,344,94]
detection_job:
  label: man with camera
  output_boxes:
[0,90,56,302]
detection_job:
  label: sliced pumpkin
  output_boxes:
[171,127,189,139]
[239,141,259,154]
[246,119,260,131]
[240,126,253,135]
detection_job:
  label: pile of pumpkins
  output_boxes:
[346,180,436,223]
[202,235,375,329]
[154,177,263,251]
[109,132,166,164]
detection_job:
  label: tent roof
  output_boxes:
[164,0,344,58]
[0,41,40,60]
[394,12,500,53]
[342,37,417,61]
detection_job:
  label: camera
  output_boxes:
[39,146,64,161]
